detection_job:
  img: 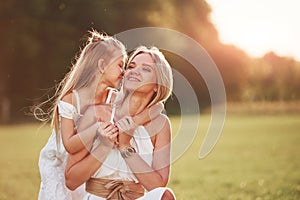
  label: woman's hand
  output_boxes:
[97,122,119,148]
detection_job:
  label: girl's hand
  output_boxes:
[97,122,119,148]
[115,116,137,148]
[94,104,112,122]
[149,102,164,119]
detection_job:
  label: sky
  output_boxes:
[206,0,300,61]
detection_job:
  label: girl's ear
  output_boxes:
[97,58,105,73]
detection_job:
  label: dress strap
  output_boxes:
[106,88,118,124]
[105,87,114,104]
[110,104,116,124]
[72,90,81,115]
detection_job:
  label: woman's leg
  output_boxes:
[161,189,175,200]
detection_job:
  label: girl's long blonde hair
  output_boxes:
[125,46,173,107]
[35,30,126,145]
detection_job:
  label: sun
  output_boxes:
[207,0,300,61]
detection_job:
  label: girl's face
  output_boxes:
[102,54,126,89]
[124,53,157,93]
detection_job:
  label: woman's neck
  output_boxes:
[124,92,153,116]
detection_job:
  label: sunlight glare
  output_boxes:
[207,0,300,61]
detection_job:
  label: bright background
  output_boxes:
[0,1,300,199]
[207,0,300,61]
[1,0,300,122]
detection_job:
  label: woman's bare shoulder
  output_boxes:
[154,113,171,126]
[149,114,171,149]
[145,113,171,138]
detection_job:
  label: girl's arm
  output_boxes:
[116,102,164,134]
[61,117,99,154]
[60,93,111,154]
[118,114,172,191]
[132,102,164,125]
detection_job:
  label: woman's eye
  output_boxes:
[127,65,134,69]
[142,67,151,72]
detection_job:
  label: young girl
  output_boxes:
[36,31,162,200]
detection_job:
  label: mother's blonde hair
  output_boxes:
[126,46,173,108]
[35,30,126,145]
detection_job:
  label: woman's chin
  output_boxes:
[123,87,136,93]
[123,83,138,91]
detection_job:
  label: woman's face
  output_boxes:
[124,53,157,93]
[102,53,126,89]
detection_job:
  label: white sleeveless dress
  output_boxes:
[83,90,175,200]
[83,110,175,199]
[38,90,85,200]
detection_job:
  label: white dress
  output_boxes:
[38,90,85,200]
[38,89,175,199]
[83,126,175,200]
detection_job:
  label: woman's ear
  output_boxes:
[97,58,105,73]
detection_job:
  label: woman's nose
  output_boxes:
[130,66,140,74]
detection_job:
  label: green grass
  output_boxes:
[0,114,300,200]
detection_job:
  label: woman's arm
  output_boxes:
[65,144,112,190]
[65,121,118,190]
[119,114,172,191]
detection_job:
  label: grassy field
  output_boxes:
[0,114,299,200]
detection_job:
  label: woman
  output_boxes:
[65,46,176,200]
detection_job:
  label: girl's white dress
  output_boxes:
[38,90,85,200]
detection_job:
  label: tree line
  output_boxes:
[0,0,299,123]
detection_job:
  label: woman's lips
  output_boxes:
[127,76,140,82]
